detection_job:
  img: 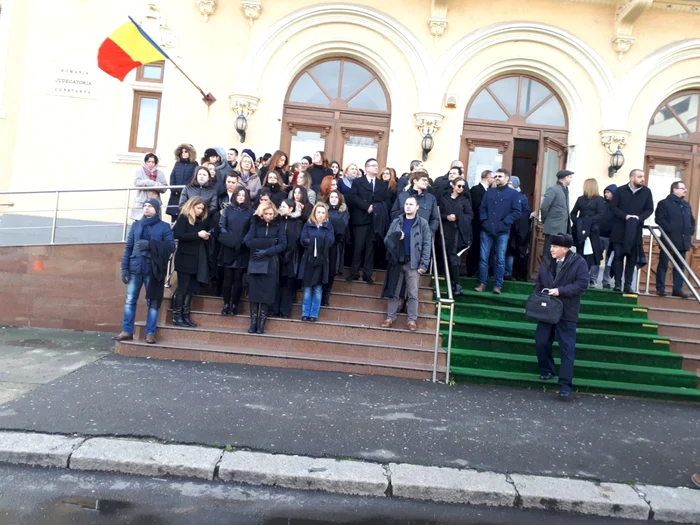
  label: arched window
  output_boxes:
[281,58,390,169]
[467,75,567,128]
[645,91,700,240]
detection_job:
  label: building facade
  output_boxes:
[1,0,700,263]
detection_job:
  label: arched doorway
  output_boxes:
[644,90,700,273]
[460,74,569,273]
[281,58,391,169]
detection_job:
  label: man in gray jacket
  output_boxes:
[381,196,432,331]
[540,169,574,260]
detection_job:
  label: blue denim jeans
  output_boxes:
[479,231,509,287]
[122,272,160,335]
[505,255,514,278]
[302,285,323,318]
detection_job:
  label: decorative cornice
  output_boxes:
[429,0,449,41]
[229,94,260,118]
[613,0,653,59]
[196,0,216,22]
[600,129,630,154]
[415,112,444,136]
[242,0,262,27]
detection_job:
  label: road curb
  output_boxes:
[1,431,699,523]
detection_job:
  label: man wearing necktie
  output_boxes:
[533,233,589,400]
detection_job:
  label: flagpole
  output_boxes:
[167,57,216,107]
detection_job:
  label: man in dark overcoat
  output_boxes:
[534,233,589,400]
[609,169,654,293]
[655,180,695,298]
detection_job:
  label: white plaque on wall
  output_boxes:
[47,66,99,99]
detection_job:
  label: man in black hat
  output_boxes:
[609,169,654,293]
[540,169,573,260]
[533,233,589,400]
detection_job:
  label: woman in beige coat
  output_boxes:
[130,152,167,220]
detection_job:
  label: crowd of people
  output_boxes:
[112,144,697,350]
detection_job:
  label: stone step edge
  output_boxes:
[191,292,438,305]
[170,306,438,321]
[134,322,441,351]
[118,340,445,372]
[0,431,698,522]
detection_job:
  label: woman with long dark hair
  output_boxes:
[440,176,473,295]
[243,201,287,334]
[261,150,291,187]
[273,199,304,318]
[322,190,349,306]
[291,186,312,221]
[298,203,334,322]
[179,166,218,214]
[289,171,317,204]
[262,170,287,207]
[308,151,332,193]
[172,197,212,327]
[166,144,197,222]
[218,187,254,316]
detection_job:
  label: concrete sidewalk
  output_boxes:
[0,430,698,523]
[0,349,698,487]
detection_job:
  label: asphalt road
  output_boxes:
[0,464,657,525]
[0,355,697,487]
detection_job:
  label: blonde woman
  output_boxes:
[237,151,262,200]
[243,201,287,334]
[172,197,212,327]
[338,163,359,195]
[570,178,605,286]
[298,202,335,322]
[322,190,349,306]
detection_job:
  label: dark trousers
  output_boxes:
[611,243,635,291]
[175,272,197,295]
[351,223,375,278]
[466,227,481,277]
[541,234,552,263]
[221,267,245,307]
[535,319,577,393]
[656,248,687,294]
[273,275,296,316]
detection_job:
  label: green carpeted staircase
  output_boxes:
[436,277,700,402]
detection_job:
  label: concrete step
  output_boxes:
[680,354,700,374]
[657,323,700,340]
[160,312,435,348]
[134,323,444,366]
[637,294,700,312]
[115,340,444,381]
[331,280,434,300]
[647,308,700,326]
[188,293,437,316]
[342,268,432,288]
[168,303,437,332]
[670,338,700,357]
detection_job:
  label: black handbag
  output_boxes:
[525,289,563,324]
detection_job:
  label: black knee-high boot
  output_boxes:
[257,304,268,334]
[172,293,187,327]
[248,302,258,333]
[182,294,197,327]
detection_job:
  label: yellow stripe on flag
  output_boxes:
[110,22,165,65]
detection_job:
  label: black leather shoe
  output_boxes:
[363,276,374,284]
[346,274,360,282]
[301,316,309,321]
[539,373,555,380]
[672,291,691,299]
[613,287,621,292]
[655,290,667,297]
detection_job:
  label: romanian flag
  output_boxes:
[97,17,169,81]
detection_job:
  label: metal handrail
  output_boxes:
[430,206,456,384]
[0,185,186,245]
[642,225,700,303]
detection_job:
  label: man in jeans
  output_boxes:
[113,199,175,344]
[381,196,432,331]
[475,170,522,294]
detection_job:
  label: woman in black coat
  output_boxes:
[440,177,473,295]
[172,196,212,327]
[243,202,287,334]
[308,151,333,194]
[260,150,291,187]
[218,187,254,316]
[298,203,335,322]
[570,178,605,282]
[272,199,304,318]
[323,190,349,306]
[166,144,197,222]
[262,170,287,208]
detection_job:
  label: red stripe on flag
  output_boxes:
[97,38,142,81]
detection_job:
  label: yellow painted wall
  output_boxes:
[0,0,699,223]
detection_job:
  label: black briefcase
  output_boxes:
[525,290,563,324]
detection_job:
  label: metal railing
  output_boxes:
[431,207,456,383]
[640,225,700,303]
[0,186,185,246]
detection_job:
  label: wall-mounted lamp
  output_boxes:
[421,133,434,162]
[608,146,624,178]
[414,112,444,163]
[235,113,248,143]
